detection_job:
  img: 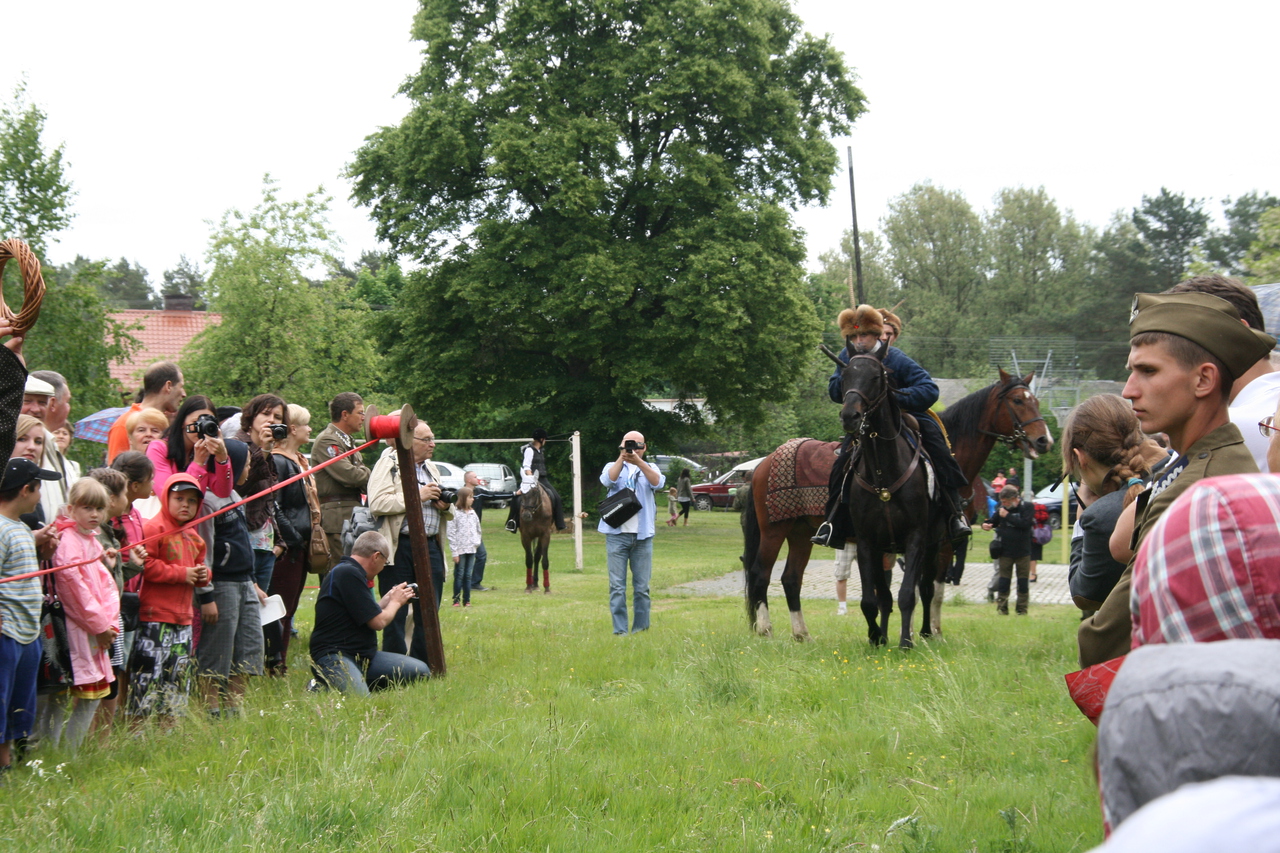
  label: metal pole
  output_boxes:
[571,431,583,571]
[393,404,446,677]
[847,146,865,306]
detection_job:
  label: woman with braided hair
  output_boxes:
[1061,395,1172,616]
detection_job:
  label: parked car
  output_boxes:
[1033,481,1079,529]
[463,462,518,507]
[651,455,707,477]
[690,457,766,511]
[433,461,468,492]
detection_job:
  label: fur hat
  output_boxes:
[878,307,904,338]
[838,305,883,340]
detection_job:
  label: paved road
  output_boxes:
[673,554,1074,607]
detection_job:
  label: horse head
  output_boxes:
[993,368,1054,459]
[839,345,892,435]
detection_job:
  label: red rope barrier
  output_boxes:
[0,435,384,584]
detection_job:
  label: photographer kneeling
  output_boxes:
[309,530,430,695]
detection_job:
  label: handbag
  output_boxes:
[297,454,330,573]
[37,571,74,692]
[597,471,643,527]
[1032,522,1053,545]
[988,534,1004,560]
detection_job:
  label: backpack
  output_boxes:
[341,505,379,557]
[1032,521,1053,545]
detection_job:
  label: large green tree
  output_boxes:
[0,82,74,257]
[182,178,384,417]
[1131,187,1209,288]
[1203,191,1280,277]
[348,0,864,461]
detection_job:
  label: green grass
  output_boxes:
[2,510,1102,852]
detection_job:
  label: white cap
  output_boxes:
[23,376,55,397]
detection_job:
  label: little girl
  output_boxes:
[448,487,482,607]
[666,487,679,527]
[47,478,128,751]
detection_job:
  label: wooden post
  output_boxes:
[391,404,447,677]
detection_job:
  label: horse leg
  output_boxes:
[748,521,787,638]
[856,540,885,646]
[523,540,536,592]
[917,546,936,641]
[931,542,951,636]
[541,533,551,592]
[780,527,813,642]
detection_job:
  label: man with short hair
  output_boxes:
[368,419,454,662]
[308,530,430,695]
[1077,291,1275,667]
[1168,275,1280,472]
[27,370,76,523]
[311,392,371,574]
[462,470,492,591]
[981,485,1034,615]
[105,361,185,463]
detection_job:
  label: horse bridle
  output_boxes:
[979,381,1046,451]
[843,353,919,505]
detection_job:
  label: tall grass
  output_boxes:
[2,510,1101,851]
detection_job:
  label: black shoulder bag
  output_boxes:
[597,469,643,528]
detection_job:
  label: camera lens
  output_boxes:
[269,423,289,441]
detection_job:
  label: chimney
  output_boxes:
[163,293,195,311]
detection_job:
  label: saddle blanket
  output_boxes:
[764,438,838,524]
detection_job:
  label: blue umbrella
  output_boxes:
[74,406,130,444]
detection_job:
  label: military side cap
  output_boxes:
[1129,292,1277,379]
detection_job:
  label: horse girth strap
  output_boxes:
[854,432,922,503]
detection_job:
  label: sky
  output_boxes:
[2,1,1277,284]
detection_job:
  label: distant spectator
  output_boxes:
[1169,275,1280,472]
[27,370,78,523]
[676,468,693,526]
[51,426,81,482]
[981,485,1033,615]
[12,414,44,465]
[461,470,491,591]
[309,530,430,695]
[269,404,317,672]
[124,407,169,455]
[105,362,185,463]
[447,486,481,607]
[311,392,370,575]
[598,430,665,634]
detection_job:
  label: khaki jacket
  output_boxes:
[1077,422,1257,667]
[311,423,371,501]
[368,445,454,555]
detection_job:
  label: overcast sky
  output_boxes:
[2,1,1276,284]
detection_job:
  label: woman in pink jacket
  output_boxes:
[46,478,134,751]
[145,395,232,498]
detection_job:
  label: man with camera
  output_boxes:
[598,431,665,634]
[312,392,372,575]
[309,530,431,694]
[368,419,454,663]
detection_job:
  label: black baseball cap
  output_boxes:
[0,458,62,491]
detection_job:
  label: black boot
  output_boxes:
[810,515,842,549]
[946,486,971,541]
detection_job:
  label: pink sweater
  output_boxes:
[53,524,120,686]
[146,437,233,498]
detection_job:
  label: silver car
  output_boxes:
[463,462,518,507]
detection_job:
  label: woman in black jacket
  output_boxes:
[982,486,1034,615]
[267,404,316,675]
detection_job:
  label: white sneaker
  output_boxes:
[836,601,847,616]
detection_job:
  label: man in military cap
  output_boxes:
[312,392,371,575]
[1077,289,1276,668]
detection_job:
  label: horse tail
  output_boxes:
[741,482,762,624]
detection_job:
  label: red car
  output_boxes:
[690,457,766,510]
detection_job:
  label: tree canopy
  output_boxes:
[348,0,864,461]
[0,82,73,258]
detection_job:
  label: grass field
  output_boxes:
[2,508,1103,852]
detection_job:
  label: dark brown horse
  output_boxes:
[519,485,554,593]
[742,368,1053,641]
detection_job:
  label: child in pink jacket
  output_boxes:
[47,478,132,751]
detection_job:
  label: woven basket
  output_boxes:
[0,239,45,334]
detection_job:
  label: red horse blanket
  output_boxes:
[764,438,840,524]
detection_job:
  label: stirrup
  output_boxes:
[810,521,835,548]
[505,520,517,533]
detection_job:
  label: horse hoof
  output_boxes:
[544,588,551,594]
[525,585,537,593]
[791,632,813,643]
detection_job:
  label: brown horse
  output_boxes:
[741,368,1053,641]
[519,485,554,593]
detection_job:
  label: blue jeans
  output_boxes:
[605,533,653,634]
[453,553,475,604]
[380,535,445,663]
[252,548,275,591]
[471,541,488,588]
[313,651,430,696]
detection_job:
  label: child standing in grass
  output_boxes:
[448,487,481,607]
[127,474,208,722]
[45,478,127,751]
[666,487,679,527]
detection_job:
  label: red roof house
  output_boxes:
[109,295,221,390]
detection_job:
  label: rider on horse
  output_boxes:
[811,305,972,548]
[505,427,567,533]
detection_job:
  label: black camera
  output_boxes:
[269,423,289,441]
[194,413,220,438]
[623,439,640,452]
[437,489,458,505]
[406,582,418,596]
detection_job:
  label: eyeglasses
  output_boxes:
[414,436,436,444]
[1260,416,1280,438]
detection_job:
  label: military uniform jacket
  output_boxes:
[311,423,371,501]
[1076,421,1258,667]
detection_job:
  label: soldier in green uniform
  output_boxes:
[1077,291,1275,667]
[311,392,371,576]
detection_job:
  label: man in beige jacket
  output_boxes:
[368,419,454,664]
